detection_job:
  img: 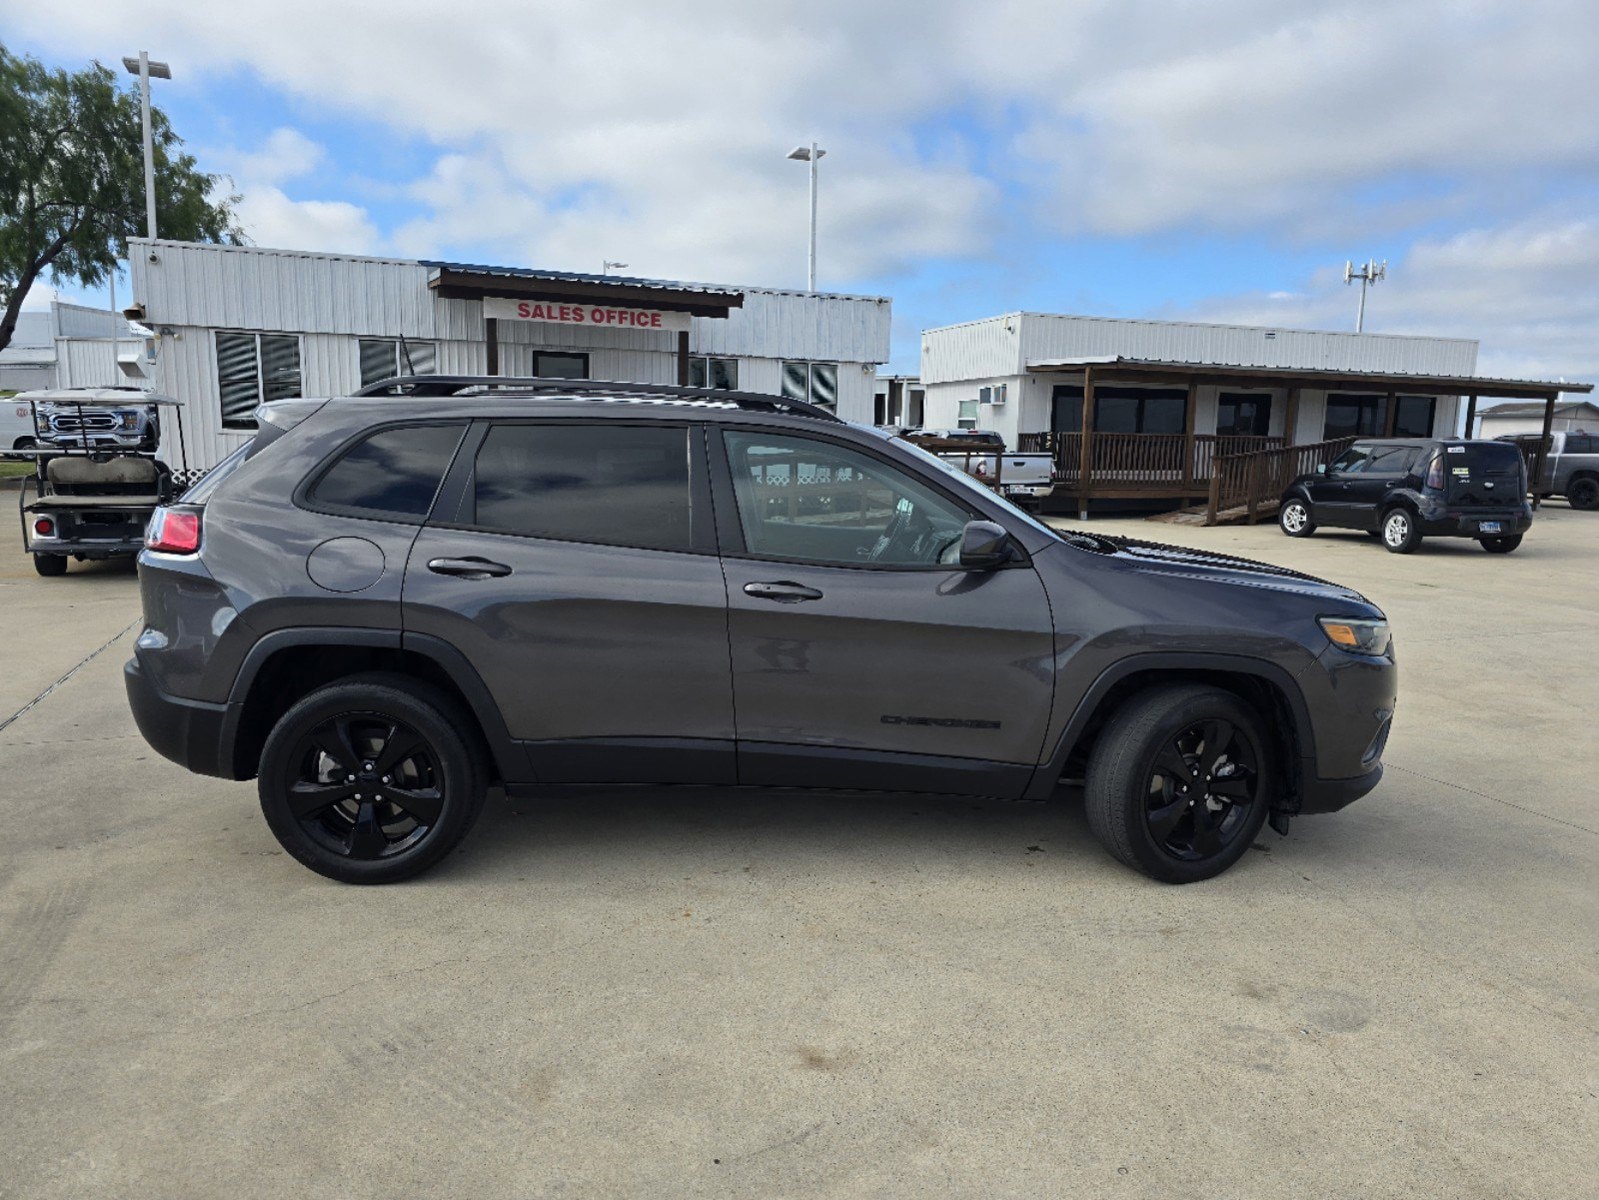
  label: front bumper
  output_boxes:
[1299,763,1384,814]
[124,658,234,778]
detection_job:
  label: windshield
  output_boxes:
[890,435,1062,542]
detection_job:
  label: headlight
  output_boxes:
[121,411,140,430]
[1319,617,1391,656]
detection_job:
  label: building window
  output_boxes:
[531,352,589,379]
[359,338,437,388]
[1323,394,1388,440]
[781,361,838,409]
[957,399,980,429]
[1394,395,1436,438]
[1216,392,1272,437]
[686,356,739,390]
[216,331,302,430]
[1049,385,1186,434]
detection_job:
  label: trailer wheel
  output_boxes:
[32,554,67,577]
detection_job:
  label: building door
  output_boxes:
[713,427,1056,795]
[1216,392,1272,437]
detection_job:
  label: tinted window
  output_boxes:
[1394,396,1436,438]
[473,423,692,552]
[309,423,465,518]
[1563,434,1595,454]
[1329,445,1374,473]
[723,431,972,567]
[1364,446,1420,475]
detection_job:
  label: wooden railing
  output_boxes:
[1205,436,1357,525]
[1016,432,1284,496]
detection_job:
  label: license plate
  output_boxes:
[1479,521,1503,534]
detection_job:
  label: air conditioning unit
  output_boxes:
[979,384,1007,405]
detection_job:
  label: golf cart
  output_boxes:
[14,388,198,577]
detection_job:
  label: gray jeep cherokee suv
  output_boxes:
[125,376,1396,885]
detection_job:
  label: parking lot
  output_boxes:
[1,506,1594,1199]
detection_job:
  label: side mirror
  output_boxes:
[1316,463,1328,475]
[958,520,1015,570]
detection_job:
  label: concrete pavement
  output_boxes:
[0,508,1594,1198]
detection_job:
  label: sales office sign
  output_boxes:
[483,295,692,334]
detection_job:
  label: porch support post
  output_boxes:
[1181,380,1198,498]
[1383,390,1398,437]
[1077,366,1096,521]
[676,330,690,386]
[485,316,499,375]
[1463,393,1478,437]
[1533,392,1556,510]
[1283,386,1301,447]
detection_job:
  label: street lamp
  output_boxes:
[786,142,826,291]
[121,52,171,241]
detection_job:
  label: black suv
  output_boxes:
[1278,438,1531,553]
[126,376,1396,885]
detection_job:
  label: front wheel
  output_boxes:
[1084,685,1273,883]
[32,553,67,577]
[1479,534,1523,553]
[1278,498,1315,537]
[257,674,487,884]
[1381,508,1422,554]
[1568,477,1599,510]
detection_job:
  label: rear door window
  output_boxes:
[470,423,693,552]
[1362,446,1419,475]
[307,423,467,520]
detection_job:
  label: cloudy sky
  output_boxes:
[7,0,1598,377]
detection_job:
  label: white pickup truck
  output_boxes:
[896,429,1056,509]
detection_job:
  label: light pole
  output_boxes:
[602,260,628,275]
[1344,258,1386,333]
[121,52,172,240]
[787,142,826,291]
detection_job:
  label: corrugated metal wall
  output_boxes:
[1016,313,1478,376]
[919,317,1024,384]
[52,302,130,341]
[55,340,122,388]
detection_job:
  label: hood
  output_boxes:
[1071,532,1375,607]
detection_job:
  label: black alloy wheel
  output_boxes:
[1568,477,1599,510]
[1142,719,1261,862]
[258,675,486,883]
[1084,684,1273,883]
[288,712,445,860]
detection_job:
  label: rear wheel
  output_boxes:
[1278,498,1315,537]
[1084,685,1272,884]
[1568,477,1599,510]
[32,553,67,577]
[1381,508,1421,554]
[257,674,487,884]
[1479,534,1523,553]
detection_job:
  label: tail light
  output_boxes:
[1425,455,1444,490]
[33,516,54,537]
[145,507,201,554]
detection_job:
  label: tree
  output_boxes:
[0,45,241,355]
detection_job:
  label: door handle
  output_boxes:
[427,556,513,580]
[743,580,823,603]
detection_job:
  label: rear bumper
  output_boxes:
[124,658,235,778]
[1415,504,1532,538]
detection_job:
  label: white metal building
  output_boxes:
[127,239,891,466]
[919,312,1483,445]
[1474,400,1599,438]
[0,301,134,393]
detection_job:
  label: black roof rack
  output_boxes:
[350,374,844,423]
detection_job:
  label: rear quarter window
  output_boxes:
[306,423,466,520]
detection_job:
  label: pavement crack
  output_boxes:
[1385,762,1597,835]
[0,620,139,738]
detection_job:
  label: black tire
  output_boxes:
[1379,507,1422,554]
[13,436,36,451]
[32,553,67,577]
[257,674,488,884]
[1568,477,1599,510]
[1084,685,1273,884]
[1479,534,1523,554]
[1278,498,1315,537]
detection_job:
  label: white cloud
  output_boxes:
[207,126,379,254]
[1177,215,1599,379]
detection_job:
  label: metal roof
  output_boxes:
[1025,355,1592,399]
[418,260,743,298]
[1476,399,1599,417]
[422,260,744,318]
